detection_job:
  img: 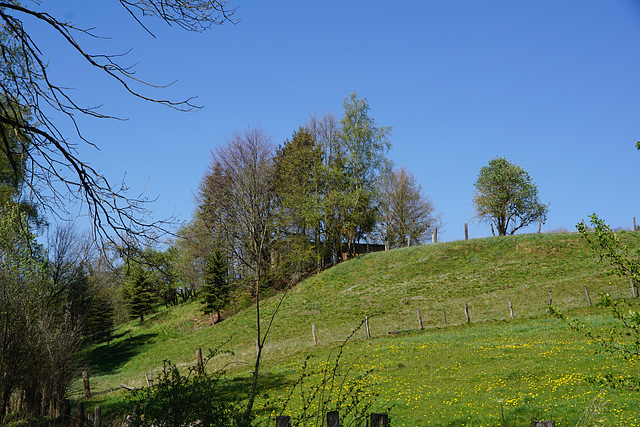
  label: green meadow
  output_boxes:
[77,231,640,426]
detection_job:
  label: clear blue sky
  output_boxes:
[28,1,640,242]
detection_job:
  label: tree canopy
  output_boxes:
[472,156,548,236]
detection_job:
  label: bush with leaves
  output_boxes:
[576,214,639,286]
[122,348,243,427]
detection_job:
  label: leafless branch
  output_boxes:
[0,1,236,248]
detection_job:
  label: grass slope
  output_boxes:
[79,232,640,425]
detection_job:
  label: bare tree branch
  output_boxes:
[0,1,236,249]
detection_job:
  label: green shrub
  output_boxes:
[122,349,243,427]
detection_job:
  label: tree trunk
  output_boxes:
[243,264,262,425]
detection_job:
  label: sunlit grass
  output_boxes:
[251,316,640,425]
[76,231,640,425]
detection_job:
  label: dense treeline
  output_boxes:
[178,93,441,303]
[0,108,112,420]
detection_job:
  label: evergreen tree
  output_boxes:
[201,250,230,323]
[84,279,116,342]
[274,127,323,280]
[124,262,156,322]
[65,266,93,327]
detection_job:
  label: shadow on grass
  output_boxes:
[93,370,294,424]
[219,372,294,417]
[84,332,158,375]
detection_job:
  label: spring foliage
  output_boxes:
[472,156,549,236]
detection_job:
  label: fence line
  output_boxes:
[273,410,556,426]
[302,283,638,345]
[77,280,625,426]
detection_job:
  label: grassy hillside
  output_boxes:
[78,231,640,425]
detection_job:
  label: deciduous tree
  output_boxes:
[339,92,392,189]
[338,93,391,254]
[472,156,548,236]
[0,205,83,421]
[376,166,441,249]
[193,125,276,423]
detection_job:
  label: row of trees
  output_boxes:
[0,187,206,421]
[1,1,426,423]
[178,93,442,298]
[171,97,554,337]
[0,158,114,420]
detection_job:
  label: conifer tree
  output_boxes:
[124,263,156,322]
[201,250,230,324]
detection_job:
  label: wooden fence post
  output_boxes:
[417,308,423,330]
[327,410,340,427]
[58,399,70,419]
[432,228,438,244]
[508,297,514,319]
[584,286,592,306]
[364,316,371,338]
[196,348,203,375]
[149,367,153,387]
[538,218,542,234]
[631,278,638,298]
[312,322,318,345]
[76,401,85,426]
[276,415,291,427]
[464,303,470,323]
[82,370,91,398]
[634,216,637,231]
[464,223,468,240]
[94,406,102,427]
[443,308,447,327]
[370,413,390,427]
